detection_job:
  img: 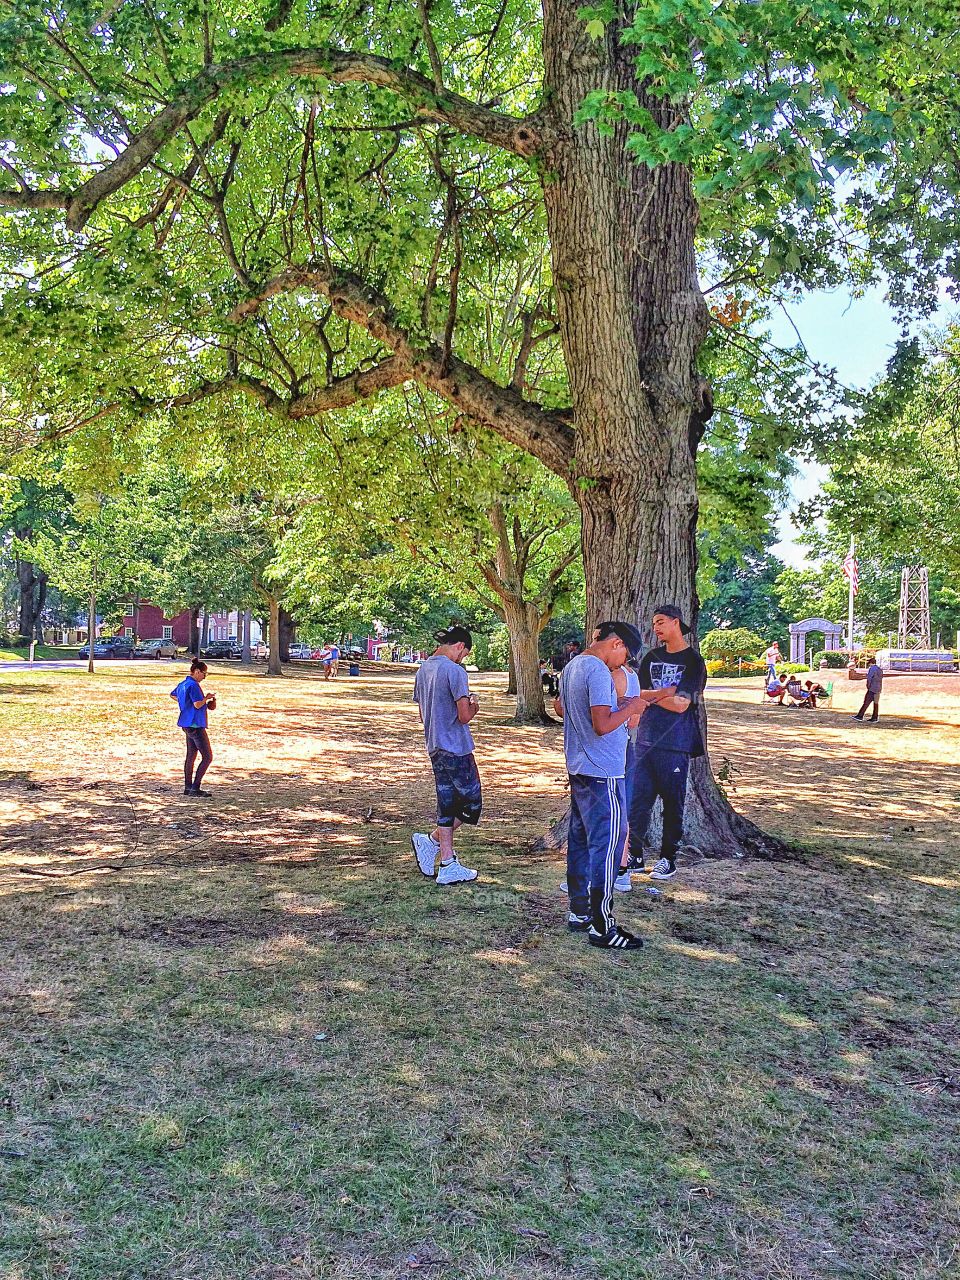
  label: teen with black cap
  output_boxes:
[553,620,653,949]
[410,624,481,885]
[623,604,707,881]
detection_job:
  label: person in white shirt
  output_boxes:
[763,642,782,681]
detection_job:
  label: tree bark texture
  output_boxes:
[539,0,778,857]
[189,606,201,657]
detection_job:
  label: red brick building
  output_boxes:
[118,604,254,646]
[119,603,192,645]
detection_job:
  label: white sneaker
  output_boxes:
[614,870,633,893]
[559,878,568,894]
[649,858,677,881]
[436,857,478,885]
[411,832,439,877]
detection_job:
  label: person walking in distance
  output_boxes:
[553,621,649,950]
[623,606,707,882]
[853,658,883,723]
[410,625,481,885]
[763,640,782,681]
[170,658,217,797]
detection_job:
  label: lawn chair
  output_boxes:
[819,680,834,707]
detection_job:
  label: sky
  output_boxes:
[766,285,954,567]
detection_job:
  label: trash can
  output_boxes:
[348,662,361,677]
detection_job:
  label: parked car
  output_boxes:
[252,641,268,659]
[288,642,315,660]
[201,639,242,659]
[135,638,177,659]
[78,636,135,659]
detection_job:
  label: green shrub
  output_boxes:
[705,659,765,678]
[779,662,810,674]
[812,650,851,669]
[701,628,766,663]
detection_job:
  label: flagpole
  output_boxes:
[847,535,855,659]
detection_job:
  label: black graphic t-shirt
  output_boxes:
[637,645,707,757]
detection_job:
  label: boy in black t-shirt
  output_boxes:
[625,605,707,881]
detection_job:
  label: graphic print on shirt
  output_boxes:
[649,662,684,690]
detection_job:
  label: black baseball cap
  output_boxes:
[434,624,473,650]
[652,604,692,635]
[596,620,644,658]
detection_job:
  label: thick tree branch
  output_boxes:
[288,356,409,417]
[44,356,409,441]
[0,185,69,212]
[229,264,576,476]
[4,48,546,230]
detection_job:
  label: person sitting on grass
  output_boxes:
[170,658,216,797]
[410,625,481,886]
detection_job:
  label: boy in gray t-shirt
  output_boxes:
[555,621,649,950]
[410,625,481,886]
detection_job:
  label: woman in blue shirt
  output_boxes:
[170,659,216,796]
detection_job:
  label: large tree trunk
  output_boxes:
[267,596,282,675]
[189,606,201,656]
[540,0,779,858]
[503,597,550,723]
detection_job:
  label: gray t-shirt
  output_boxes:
[560,653,627,779]
[866,663,883,693]
[413,654,475,756]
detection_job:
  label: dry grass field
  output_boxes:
[1,662,959,1280]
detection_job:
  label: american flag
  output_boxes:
[842,549,859,596]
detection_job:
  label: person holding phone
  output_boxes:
[553,621,652,950]
[170,658,216,797]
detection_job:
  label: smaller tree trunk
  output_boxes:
[199,607,210,651]
[16,556,38,646]
[241,609,252,664]
[34,571,47,642]
[503,598,551,723]
[267,596,282,676]
[189,606,201,656]
[86,591,96,674]
[278,606,295,663]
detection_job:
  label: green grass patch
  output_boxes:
[0,643,80,661]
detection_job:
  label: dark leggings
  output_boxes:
[183,727,213,789]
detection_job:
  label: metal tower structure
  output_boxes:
[897,566,931,649]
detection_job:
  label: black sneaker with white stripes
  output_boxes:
[587,924,643,950]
